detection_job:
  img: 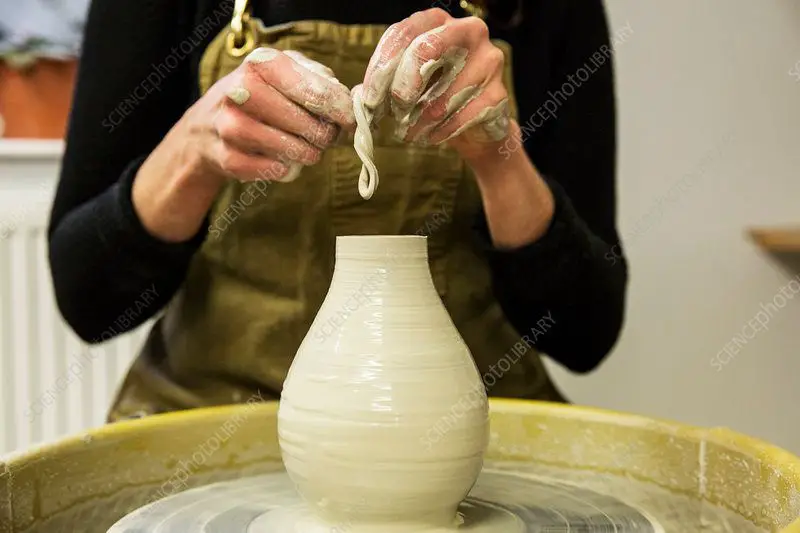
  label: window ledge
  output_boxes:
[0,139,64,161]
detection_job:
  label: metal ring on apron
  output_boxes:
[227,0,256,57]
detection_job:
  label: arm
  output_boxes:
[359,3,627,373]
[50,0,355,344]
[474,0,627,373]
[48,0,225,343]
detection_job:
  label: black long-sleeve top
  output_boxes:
[48,0,628,373]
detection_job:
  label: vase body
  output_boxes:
[278,235,488,527]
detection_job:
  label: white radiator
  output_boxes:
[0,140,146,456]
[0,226,148,456]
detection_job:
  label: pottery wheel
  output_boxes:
[107,468,664,532]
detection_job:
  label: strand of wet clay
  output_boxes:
[352,85,379,200]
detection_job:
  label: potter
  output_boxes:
[55,4,627,521]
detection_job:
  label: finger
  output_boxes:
[390,17,488,116]
[362,8,451,109]
[244,47,355,128]
[283,50,337,81]
[225,71,339,148]
[427,87,510,145]
[214,104,323,166]
[401,45,503,143]
[210,138,292,182]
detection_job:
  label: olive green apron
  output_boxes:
[108,10,567,422]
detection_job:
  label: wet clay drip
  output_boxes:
[352,85,379,200]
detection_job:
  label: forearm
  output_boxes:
[462,120,555,249]
[478,177,628,373]
[49,159,206,342]
[459,121,627,372]
[132,119,225,243]
[457,0,623,372]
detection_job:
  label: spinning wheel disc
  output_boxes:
[107,468,664,532]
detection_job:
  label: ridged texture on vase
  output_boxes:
[278,235,489,526]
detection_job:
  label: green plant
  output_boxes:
[1,37,55,70]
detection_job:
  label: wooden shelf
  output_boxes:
[748,227,800,253]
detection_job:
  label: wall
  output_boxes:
[546,0,800,454]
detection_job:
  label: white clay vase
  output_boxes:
[278,235,489,530]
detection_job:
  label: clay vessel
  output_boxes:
[0,59,77,138]
[278,235,489,528]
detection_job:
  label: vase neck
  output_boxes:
[335,236,428,263]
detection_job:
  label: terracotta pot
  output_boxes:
[0,58,77,139]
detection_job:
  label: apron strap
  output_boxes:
[227,0,491,58]
[459,0,487,19]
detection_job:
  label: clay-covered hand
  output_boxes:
[361,8,510,157]
[205,47,354,183]
[133,48,354,242]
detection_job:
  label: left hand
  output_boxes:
[361,8,510,160]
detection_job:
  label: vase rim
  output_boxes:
[335,235,428,257]
[335,235,427,240]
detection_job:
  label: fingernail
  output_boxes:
[225,86,251,105]
[279,164,303,183]
[362,86,375,105]
[366,86,388,109]
[245,48,280,64]
[391,101,413,122]
[393,124,409,142]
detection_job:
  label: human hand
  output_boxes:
[189,47,354,183]
[133,48,354,242]
[361,8,510,161]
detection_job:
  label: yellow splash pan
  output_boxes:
[1,399,798,532]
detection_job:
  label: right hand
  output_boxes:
[133,47,355,242]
